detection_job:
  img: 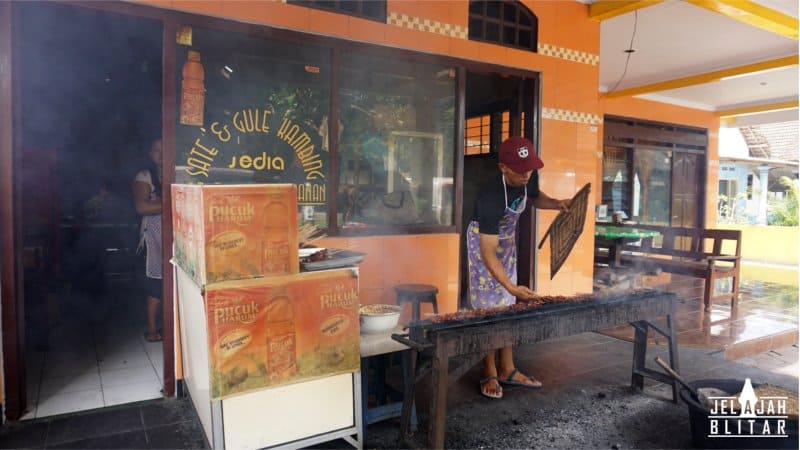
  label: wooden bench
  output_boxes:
[614,224,742,311]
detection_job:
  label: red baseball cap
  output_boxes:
[499,136,544,173]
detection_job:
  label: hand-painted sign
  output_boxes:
[181,107,327,206]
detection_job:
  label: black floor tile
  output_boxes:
[140,399,196,430]
[46,407,143,446]
[49,430,148,449]
[0,421,48,449]
[145,420,208,449]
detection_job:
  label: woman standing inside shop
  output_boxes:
[133,138,163,342]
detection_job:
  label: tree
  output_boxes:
[767,176,799,226]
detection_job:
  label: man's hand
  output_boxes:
[508,284,536,300]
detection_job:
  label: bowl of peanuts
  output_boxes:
[359,304,402,334]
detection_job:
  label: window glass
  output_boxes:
[602,146,631,217]
[633,149,671,225]
[174,26,331,228]
[337,52,456,228]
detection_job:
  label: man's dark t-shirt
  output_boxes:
[471,172,540,235]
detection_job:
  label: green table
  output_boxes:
[595,225,661,267]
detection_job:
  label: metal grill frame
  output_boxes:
[538,182,591,279]
[392,289,679,449]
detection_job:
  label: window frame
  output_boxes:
[164,9,540,237]
[468,0,538,53]
[602,115,708,227]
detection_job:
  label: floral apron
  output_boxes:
[467,176,527,308]
[137,175,163,280]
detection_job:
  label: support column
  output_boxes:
[757,165,770,225]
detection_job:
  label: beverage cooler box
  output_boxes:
[171,184,362,450]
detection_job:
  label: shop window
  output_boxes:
[633,149,671,225]
[468,0,538,52]
[602,115,707,227]
[601,147,631,217]
[465,111,509,155]
[173,26,331,229]
[288,0,386,22]
[338,52,456,229]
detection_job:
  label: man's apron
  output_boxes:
[467,176,527,308]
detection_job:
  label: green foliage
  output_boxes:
[717,192,751,225]
[767,176,799,226]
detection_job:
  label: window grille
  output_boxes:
[468,0,538,52]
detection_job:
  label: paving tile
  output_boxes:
[0,421,48,449]
[140,399,199,430]
[145,420,209,449]
[46,405,143,445]
[49,430,148,449]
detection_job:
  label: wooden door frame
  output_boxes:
[1,2,176,421]
[1,0,27,421]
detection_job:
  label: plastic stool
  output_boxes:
[395,284,438,321]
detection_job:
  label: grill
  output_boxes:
[392,289,680,449]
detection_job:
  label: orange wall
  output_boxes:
[316,235,460,323]
[137,0,603,298]
[139,0,718,297]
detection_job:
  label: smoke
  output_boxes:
[19,2,162,218]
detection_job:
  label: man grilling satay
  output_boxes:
[467,136,570,399]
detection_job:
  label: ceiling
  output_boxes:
[589,0,798,127]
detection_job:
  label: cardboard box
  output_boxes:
[204,269,360,399]
[172,184,299,286]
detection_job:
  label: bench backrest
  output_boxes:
[611,224,741,260]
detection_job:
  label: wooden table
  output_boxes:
[595,224,661,268]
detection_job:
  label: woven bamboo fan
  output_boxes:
[538,183,591,279]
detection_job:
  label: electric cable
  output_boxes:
[608,10,639,94]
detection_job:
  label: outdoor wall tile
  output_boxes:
[416,0,453,24]
[359,287,384,306]
[308,8,349,38]
[449,0,468,28]
[477,42,507,66]
[449,37,482,62]
[387,0,419,18]
[254,1,310,31]
[385,24,419,50]
[525,0,554,41]
[172,0,223,16]
[503,47,533,69]
[347,16,386,44]
[414,32,450,56]
[220,1,274,26]
[381,236,420,289]
[553,2,598,53]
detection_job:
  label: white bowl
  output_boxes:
[359,304,401,334]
